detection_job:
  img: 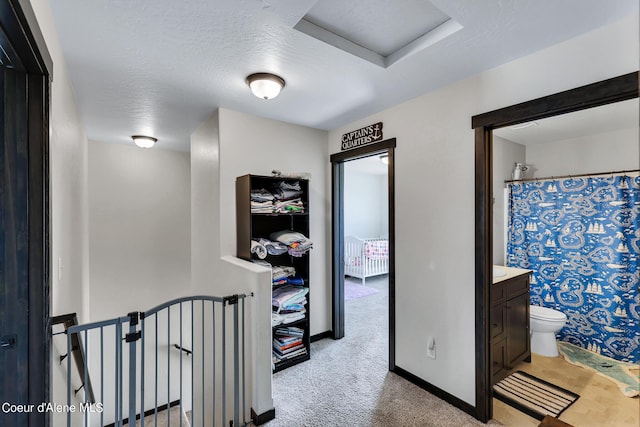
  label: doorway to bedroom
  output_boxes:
[330,138,396,370]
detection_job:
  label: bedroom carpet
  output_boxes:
[344,277,380,300]
[266,275,499,427]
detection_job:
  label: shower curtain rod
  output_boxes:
[504,168,640,184]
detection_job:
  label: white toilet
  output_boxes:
[529,305,567,357]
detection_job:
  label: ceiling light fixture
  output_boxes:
[131,135,157,148]
[246,73,285,100]
[379,154,389,165]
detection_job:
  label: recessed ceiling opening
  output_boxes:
[294,0,462,68]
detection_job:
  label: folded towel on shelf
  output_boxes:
[255,238,288,256]
[251,200,274,213]
[272,285,309,310]
[251,240,267,259]
[274,198,304,213]
[287,275,304,285]
[271,311,306,326]
[272,181,303,201]
[250,188,275,202]
[270,230,310,245]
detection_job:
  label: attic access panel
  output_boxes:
[294,0,462,68]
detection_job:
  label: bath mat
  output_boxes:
[493,371,579,420]
[344,279,379,301]
[558,341,640,397]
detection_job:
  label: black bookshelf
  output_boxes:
[236,174,311,372]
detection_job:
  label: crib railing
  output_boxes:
[62,294,251,427]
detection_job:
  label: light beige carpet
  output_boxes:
[266,275,500,426]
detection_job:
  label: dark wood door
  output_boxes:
[0,2,50,425]
[0,62,30,427]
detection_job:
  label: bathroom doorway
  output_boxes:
[472,72,639,423]
[330,138,396,370]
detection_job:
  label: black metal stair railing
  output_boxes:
[55,293,253,427]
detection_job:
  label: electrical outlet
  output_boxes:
[427,337,436,359]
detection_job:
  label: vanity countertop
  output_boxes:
[493,265,531,284]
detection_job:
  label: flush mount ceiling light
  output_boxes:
[379,154,389,164]
[246,73,285,100]
[131,135,157,148]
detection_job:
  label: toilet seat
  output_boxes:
[530,305,566,321]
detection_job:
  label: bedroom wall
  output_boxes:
[344,167,387,238]
[327,15,638,406]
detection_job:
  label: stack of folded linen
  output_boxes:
[272,181,303,201]
[250,188,275,213]
[272,284,308,326]
[272,265,296,285]
[273,198,304,213]
[252,238,288,256]
[250,182,306,214]
[269,230,313,257]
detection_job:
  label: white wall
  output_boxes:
[327,15,639,406]
[29,0,90,322]
[88,141,191,319]
[493,137,526,265]
[191,111,222,292]
[190,111,275,421]
[28,1,90,425]
[218,108,330,335]
[525,127,639,177]
[344,167,388,238]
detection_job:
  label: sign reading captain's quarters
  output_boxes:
[341,122,383,150]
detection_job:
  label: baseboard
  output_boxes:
[392,366,477,419]
[251,407,276,425]
[105,399,181,427]
[310,330,332,342]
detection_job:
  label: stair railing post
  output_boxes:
[126,312,141,426]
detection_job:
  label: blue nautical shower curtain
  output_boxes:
[507,174,640,363]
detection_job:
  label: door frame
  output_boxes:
[471,71,639,422]
[1,1,52,425]
[330,138,396,370]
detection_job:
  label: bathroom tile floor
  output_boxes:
[492,352,639,427]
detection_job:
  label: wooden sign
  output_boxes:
[341,122,383,151]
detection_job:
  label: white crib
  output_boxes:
[344,235,389,284]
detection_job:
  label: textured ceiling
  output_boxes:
[49,0,639,151]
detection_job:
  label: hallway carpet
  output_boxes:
[266,275,498,427]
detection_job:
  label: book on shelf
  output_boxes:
[273,338,303,352]
[273,347,308,362]
[274,326,304,337]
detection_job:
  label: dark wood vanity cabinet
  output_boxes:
[491,272,530,385]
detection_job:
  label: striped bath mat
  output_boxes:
[493,371,579,420]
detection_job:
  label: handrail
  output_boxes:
[51,313,96,403]
[173,344,192,356]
